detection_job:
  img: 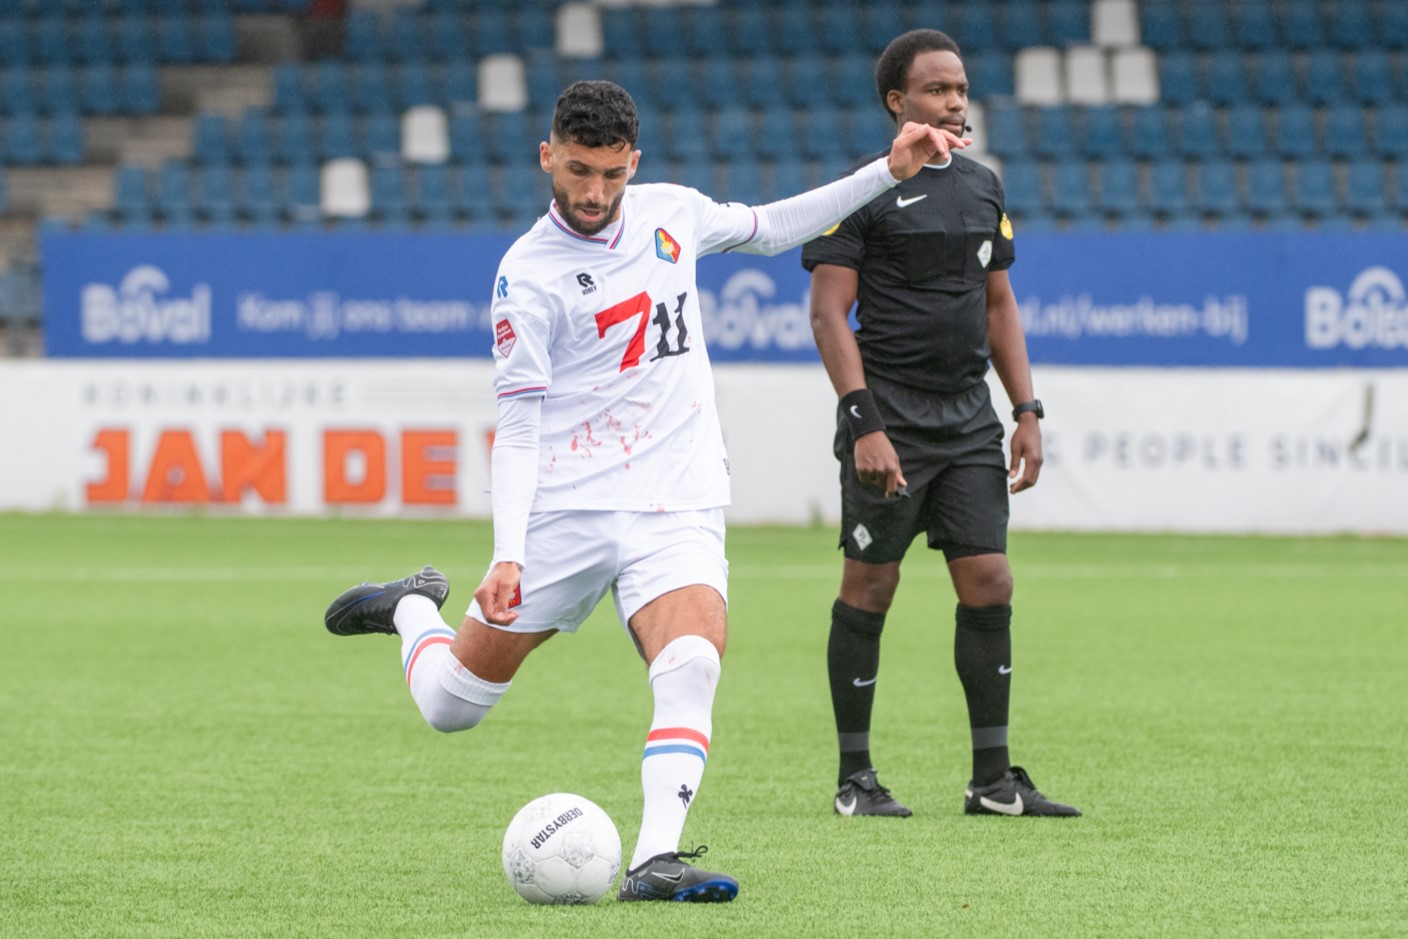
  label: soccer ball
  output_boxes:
[501,793,622,905]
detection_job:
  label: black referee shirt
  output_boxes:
[801,150,1015,395]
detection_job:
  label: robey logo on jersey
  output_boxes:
[577,272,597,295]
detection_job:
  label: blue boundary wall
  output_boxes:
[41,230,1408,368]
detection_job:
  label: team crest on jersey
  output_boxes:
[977,239,993,268]
[495,318,517,357]
[1000,213,1014,240]
[655,228,681,264]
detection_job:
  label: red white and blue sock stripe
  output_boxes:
[402,628,456,683]
[642,726,710,764]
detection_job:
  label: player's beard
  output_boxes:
[551,185,624,237]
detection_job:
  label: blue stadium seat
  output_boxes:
[454,162,494,222]
[197,164,237,226]
[983,102,1029,160]
[1273,104,1317,157]
[798,105,845,160]
[1279,0,1321,50]
[1372,105,1408,157]
[0,23,26,69]
[1249,51,1296,105]
[112,164,154,224]
[120,62,159,114]
[235,109,272,165]
[1328,0,1373,49]
[82,63,120,115]
[1045,0,1089,46]
[787,55,831,108]
[860,4,905,56]
[599,8,640,56]
[999,160,1042,217]
[415,163,456,227]
[157,160,195,223]
[1138,2,1183,51]
[767,158,807,200]
[275,112,315,165]
[239,164,280,225]
[998,0,1043,51]
[387,9,425,62]
[1343,159,1387,218]
[1302,51,1344,107]
[1147,160,1190,216]
[363,112,400,165]
[198,12,237,63]
[75,16,112,66]
[1232,3,1277,49]
[1382,3,1408,49]
[344,9,384,61]
[1,67,38,116]
[514,9,554,55]
[1079,105,1122,159]
[695,58,741,113]
[32,18,69,65]
[395,61,435,110]
[1157,51,1200,105]
[449,112,482,162]
[833,53,875,109]
[272,63,306,113]
[427,10,469,61]
[710,107,753,162]
[1244,159,1287,216]
[719,158,764,205]
[439,59,477,111]
[1127,105,1170,159]
[967,51,1014,98]
[1292,159,1337,217]
[817,2,863,55]
[1049,159,1093,219]
[1186,1,1233,50]
[641,6,686,56]
[5,112,43,163]
[156,14,195,65]
[752,103,793,162]
[1204,55,1249,106]
[955,2,999,51]
[193,112,232,165]
[1224,104,1268,159]
[40,65,78,116]
[1032,105,1075,159]
[1175,102,1218,159]
[484,110,532,164]
[319,111,358,161]
[1325,108,1368,160]
[739,57,783,110]
[282,163,321,223]
[310,61,351,114]
[1193,159,1238,217]
[1092,162,1137,219]
[351,61,394,115]
[1351,50,1396,105]
[370,165,409,223]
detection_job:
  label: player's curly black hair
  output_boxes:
[552,80,640,149]
[875,29,962,121]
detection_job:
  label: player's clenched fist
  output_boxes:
[474,561,522,626]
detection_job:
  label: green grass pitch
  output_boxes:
[2,513,1405,937]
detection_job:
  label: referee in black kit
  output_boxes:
[802,29,1079,820]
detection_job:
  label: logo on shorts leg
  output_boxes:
[509,585,522,608]
[852,524,873,551]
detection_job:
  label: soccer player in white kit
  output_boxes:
[324,81,967,902]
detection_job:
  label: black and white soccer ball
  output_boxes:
[501,793,621,904]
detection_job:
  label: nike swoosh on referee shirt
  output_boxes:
[896,194,928,208]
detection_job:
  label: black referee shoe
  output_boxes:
[964,765,1081,817]
[834,768,912,817]
[324,565,449,636]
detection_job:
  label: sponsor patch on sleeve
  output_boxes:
[1000,213,1014,240]
[495,318,517,357]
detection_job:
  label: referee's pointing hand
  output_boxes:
[886,121,970,181]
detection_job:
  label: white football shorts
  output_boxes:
[466,508,728,634]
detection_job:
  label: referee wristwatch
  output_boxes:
[1012,399,1044,421]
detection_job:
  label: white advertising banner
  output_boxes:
[0,361,1404,535]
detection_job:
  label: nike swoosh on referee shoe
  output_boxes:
[835,794,858,816]
[979,792,1024,816]
[896,194,928,208]
[852,676,877,687]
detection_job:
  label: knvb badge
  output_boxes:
[655,228,681,264]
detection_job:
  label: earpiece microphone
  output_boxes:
[964,124,973,132]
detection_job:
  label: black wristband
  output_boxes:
[840,388,886,438]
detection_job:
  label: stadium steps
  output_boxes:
[2,167,113,221]
[84,117,194,168]
[161,64,273,120]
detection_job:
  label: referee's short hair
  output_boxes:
[552,80,640,149]
[875,29,963,118]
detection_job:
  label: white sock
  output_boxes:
[397,595,510,733]
[628,635,721,870]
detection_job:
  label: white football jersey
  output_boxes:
[490,184,762,513]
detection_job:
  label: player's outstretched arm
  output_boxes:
[725,125,970,257]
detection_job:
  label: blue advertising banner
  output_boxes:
[41,229,1408,367]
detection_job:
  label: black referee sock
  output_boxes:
[954,603,1013,787]
[828,599,886,786]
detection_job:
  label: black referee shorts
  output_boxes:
[835,376,1009,564]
